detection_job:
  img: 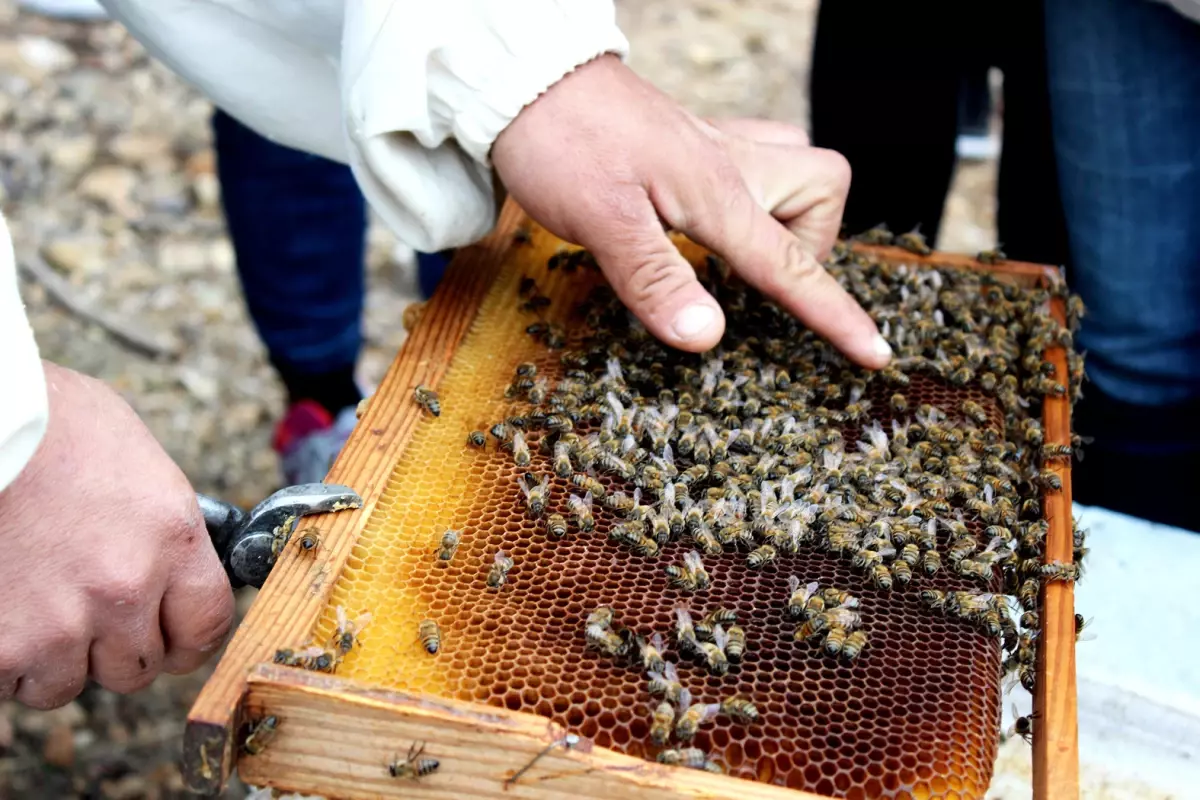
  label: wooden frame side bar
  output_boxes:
[1034,297,1080,799]
[237,664,825,800]
[181,202,526,794]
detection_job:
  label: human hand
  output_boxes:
[0,363,233,709]
[492,55,890,367]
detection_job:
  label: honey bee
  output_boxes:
[1040,443,1073,461]
[881,366,910,386]
[823,626,847,656]
[1007,708,1036,745]
[746,544,777,569]
[1018,577,1040,611]
[570,472,606,498]
[519,474,549,517]
[675,689,721,740]
[650,700,676,745]
[515,361,537,377]
[587,606,614,629]
[920,589,947,612]
[890,392,909,413]
[296,527,321,553]
[1035,470,1063,491]
[724,625,746,663]
[418,619,441,654]
[486,550,514,588]
[665,550,710,592]
[639,632,667,673]
[819,587,860,610]
[977,247,1006,264]
[920,549,942,576]
[691,523,723,556]
[413,384,441,416]
[842,630,868,660]
[787,577,821,620]
[719,693,759,724]
[242,714,279,756]
[896,228,932,255]
[960,400,989,425]
[698,626,730,675]
[674,607,700,656]
[890,559,913,586]
[567,492,595,532]
[546,513,568,539]
[1040,560,1079,582]
[467,430,487,448]
[648,661,684,703]
[551,441,573,478]
[437,529,461,562]
[388,741,440,780]
[333,605,372,655]
[856,223,894,245]
[657,747,722,773]
[511,431,531,467]
[870,563,893,590]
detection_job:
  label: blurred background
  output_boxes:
[0,0,1062,798]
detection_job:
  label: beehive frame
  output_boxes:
[181,201,1079,799]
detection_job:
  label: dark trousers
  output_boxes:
[809,0,1071,267]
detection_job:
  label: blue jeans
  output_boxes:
[1044,0,1200,407]
[213,110,455,378]
[212,109,367,377]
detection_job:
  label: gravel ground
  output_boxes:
[0,2,996,797]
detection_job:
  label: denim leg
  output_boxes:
[212,109,367,377]
[1044,0,1200,406]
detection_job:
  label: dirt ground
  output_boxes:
[0,1,997,797]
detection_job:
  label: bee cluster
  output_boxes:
[273,231,1085,790]
[431,233,1087,773]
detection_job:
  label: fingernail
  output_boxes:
[672,304,717,341]
[873,334,893,362]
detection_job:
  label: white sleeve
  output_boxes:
[100,0,627,254]
[0,214,48,493]
[341,1,629,252]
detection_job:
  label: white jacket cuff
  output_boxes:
[0,214,48,493]
[343,0,629,252]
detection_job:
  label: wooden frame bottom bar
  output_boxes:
[237,664,826,800]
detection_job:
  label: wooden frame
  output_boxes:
[182,202,1078,799]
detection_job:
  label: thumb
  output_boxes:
[579,189,726,352]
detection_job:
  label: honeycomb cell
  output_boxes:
[302,230,1073,799]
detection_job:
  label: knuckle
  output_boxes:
[624,256,691,309]
[177,595,234,653]
[772,239,823,290]
[817,148,852,194]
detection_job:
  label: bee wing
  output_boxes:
[678,687,692,712]
[805,580,819,600]
[297,645,327,658]
[539,474,550,490]
[632,488,642,507]
[663,482,675,508]
[493,549,508,564]
[651,632,665,651]
[700,703,722,723]
[516,475,532,497]
[664,662,679,683]
[787,574,800,594]
[512,430,526,450]
[583,491,594,509]
[712,625,728,649]
[336,604,348,630]
[354,612,373,632]
[662,444,674,467]
[683,550,704,571]
[675,607,693,627]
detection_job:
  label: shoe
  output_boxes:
[17,0,108,20]
[272,399,359,485]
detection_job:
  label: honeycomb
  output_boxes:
[306,226,1050,799]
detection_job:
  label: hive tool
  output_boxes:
[197,483,363,588]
